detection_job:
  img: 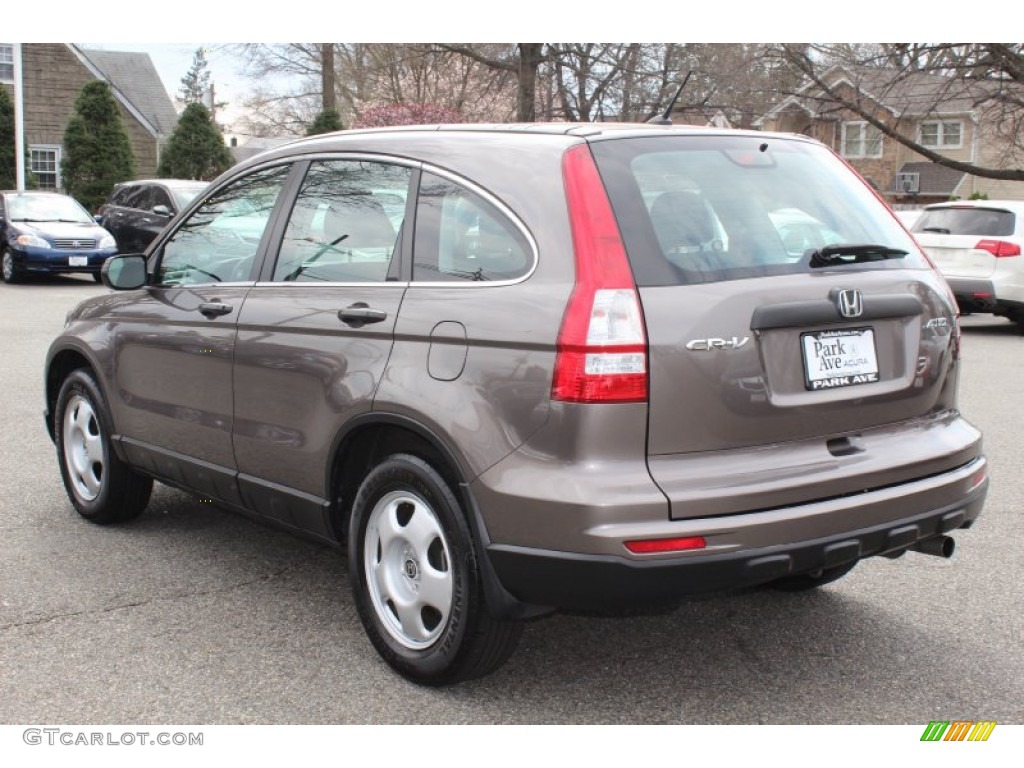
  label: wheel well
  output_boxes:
[328,423,462,545]
[46,350,94,433]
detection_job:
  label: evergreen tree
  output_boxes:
[0,86,15,189]
[179,48,212,105]
[61,81,136,211]
[306,109,344,136]
[158,102,233,180]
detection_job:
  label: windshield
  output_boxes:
[171,186,207,211]
[591,135,926,286]
[7,194,94,224]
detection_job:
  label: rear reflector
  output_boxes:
[625,536,707,554]
[975,239,1021,257]
[553,144,648,403]
[969,467,987,491]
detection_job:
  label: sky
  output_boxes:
[81,43,268,133]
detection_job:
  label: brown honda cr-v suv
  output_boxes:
[44,124,988,685]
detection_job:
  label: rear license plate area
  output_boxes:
[801,327,879,391]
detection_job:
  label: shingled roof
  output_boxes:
[73,47,179,137]
[759,64,1002,123]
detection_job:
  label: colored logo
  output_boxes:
[920,721,996,741]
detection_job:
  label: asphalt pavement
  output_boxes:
[0,275,1021,726]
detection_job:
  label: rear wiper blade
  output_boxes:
[808,243,908,268]
[920,227,950,234]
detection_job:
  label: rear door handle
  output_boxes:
[338,303,387,327]
[199,301,233,318]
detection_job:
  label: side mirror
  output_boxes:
[152,205,172,217]
[102,254,147,290]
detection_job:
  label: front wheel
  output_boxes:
[2,248,21,283]
[348,453,522,685]
[54,368,152,524]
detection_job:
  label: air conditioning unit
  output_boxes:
[896,172,920,194]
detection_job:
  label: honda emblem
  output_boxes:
[836,288,864,319]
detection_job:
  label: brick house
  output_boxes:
[0,43,178,191]
[756,65,1024,205]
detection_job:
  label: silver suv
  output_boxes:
[44,124,988,685]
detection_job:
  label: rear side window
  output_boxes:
[413,171,532,283]
[914,207,1015,237]
[108,186,132,206]
[590,135,925,286]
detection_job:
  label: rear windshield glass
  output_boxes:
[913,207,1015,237]
[590,135,925,287]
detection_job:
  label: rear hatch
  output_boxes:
[591,133,971,519]
[912,205,1020,278]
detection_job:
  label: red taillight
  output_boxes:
[975,239,1021,257]
[552,144,647,404]
[625,536,707,554]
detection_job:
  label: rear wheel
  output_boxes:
[54,368,152,524]
[2,248,21,283]
[348,453,522,685]
[768,560,858,592]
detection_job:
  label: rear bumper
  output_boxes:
[946,276,998,311]
[485,457,987,611]
[945,275,1024,317]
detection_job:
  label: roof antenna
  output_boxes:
[647,70,692,125]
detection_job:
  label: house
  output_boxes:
[756,65,1024,205]
[0,43,178,191]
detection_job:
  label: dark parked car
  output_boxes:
[98,179,209,253]
[1,191,117,283]
[45,124,988,685]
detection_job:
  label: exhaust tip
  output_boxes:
[910,535,955,559]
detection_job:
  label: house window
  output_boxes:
[920,120,963,149]
[29,146,61,190]
[0,44,13,83]
[841,122,883,158]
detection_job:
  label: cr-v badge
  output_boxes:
[685,336,750,351]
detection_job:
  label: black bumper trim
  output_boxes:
[486,489,985,611]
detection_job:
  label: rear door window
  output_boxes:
[590,135,925,286]
[272,160,411,283]
[914,207,1016,237]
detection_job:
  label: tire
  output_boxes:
[768,560,858,592]
[54,368,152,524]
[348,453,523,685]
[92,271,103,283]
[2,247,21,284]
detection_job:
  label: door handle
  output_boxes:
[199,301,233,318]
[338,303,387,327]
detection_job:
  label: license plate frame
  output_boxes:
[801,327,879,391]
